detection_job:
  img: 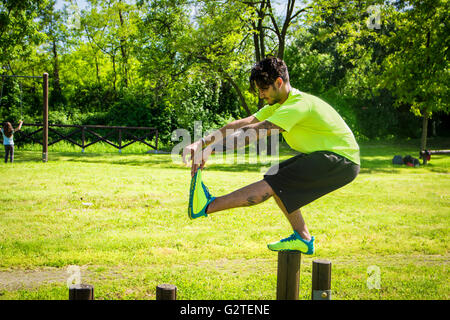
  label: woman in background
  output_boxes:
[1,120,23,163]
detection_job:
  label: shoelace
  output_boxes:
[280,233,297,242]
[202,182,211,198]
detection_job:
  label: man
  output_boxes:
[182,57,360,254]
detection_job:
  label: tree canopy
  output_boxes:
[0,0,448,147]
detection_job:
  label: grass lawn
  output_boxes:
[0,138,449,300]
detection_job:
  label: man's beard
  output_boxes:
[267,96,281,105]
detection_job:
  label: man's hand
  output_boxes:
[182,141,213,177]
[181,141,202,165]
[190,145,213,177]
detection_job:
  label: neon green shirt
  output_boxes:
[254,88,360,165]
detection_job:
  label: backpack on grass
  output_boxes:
[392,155,420,167]
[392,155,403,165]
[403,155,420,167]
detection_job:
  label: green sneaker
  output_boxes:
[188,169,216,219]
[267,231,315,255]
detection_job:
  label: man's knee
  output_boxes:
[244,180,274,206]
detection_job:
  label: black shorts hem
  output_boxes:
[263,151,360,213]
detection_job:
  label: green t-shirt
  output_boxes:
[254,88,360,165]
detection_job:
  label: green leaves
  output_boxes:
[1,0,447,145]
[0,0,48,64]
[379,0,449,116]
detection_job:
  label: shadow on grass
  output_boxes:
[54,154,285,173]
[11,138,450,174]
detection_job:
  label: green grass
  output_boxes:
[0,138,449,300]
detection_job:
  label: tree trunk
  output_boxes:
[221,70,251,116]
[421,31,431,152]
[255,1,267,110]
[52,39,63,105]
[253,23,260,62]
[52,41,61,91]
[95,54,100,85]
[112,53,117,93]
[251,0,266,62]
[420,112,429,152]
[118,9,128,88]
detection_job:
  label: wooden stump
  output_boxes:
[311,259,332,300]
[156,284,177,300]
[276,251,301,300]
[69,284,94,300]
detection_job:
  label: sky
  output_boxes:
[55,0,88,11]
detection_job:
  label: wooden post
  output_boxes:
[81,126,85,153]
[156,284,177,300]
[42,73,48,162]
[276,251,301,300]
[118,128,122,153]
[312,259,332,300]
[69,284,94,300]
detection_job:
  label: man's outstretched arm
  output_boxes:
[209,120,284,152]
[204,115,260,146]
[182,115,259,165]
[188,120,283,175]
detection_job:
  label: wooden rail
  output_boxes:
[15,123,158,152]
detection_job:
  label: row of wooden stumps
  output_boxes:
[68,283,177,300]
[276,251,332,300]
[69,251,330,300]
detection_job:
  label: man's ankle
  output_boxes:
[205,199,215,214]
[295,230,311,242]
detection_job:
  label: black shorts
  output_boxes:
[263,151,360,213]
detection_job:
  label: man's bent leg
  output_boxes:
[206,180,274,214]
[272,194,311,241]
[267,194,315,254]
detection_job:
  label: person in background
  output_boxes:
[1,120,23,163]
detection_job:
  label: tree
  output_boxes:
[82,0,139,93]
[307,0,449,145]
[0,0,47,70]
[379,0,449,150]
[38,0,68,108]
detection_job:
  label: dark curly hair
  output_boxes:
[2,122,13,138]
[249,57,290,93]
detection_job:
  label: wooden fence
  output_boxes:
[16,123,158,152]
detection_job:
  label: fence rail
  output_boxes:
[16,123,158,152]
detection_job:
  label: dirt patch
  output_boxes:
[1,255,447,291]
[0,266,94,291]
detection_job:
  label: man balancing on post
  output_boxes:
[182,57,360,255]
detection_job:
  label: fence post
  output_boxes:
[118,128,122,154]
[156,284,177,300]
[81,126,85,153]
[311,259,332,300]
[42,73,48,162]
[69,284,94,300]
[276,251,301,300]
